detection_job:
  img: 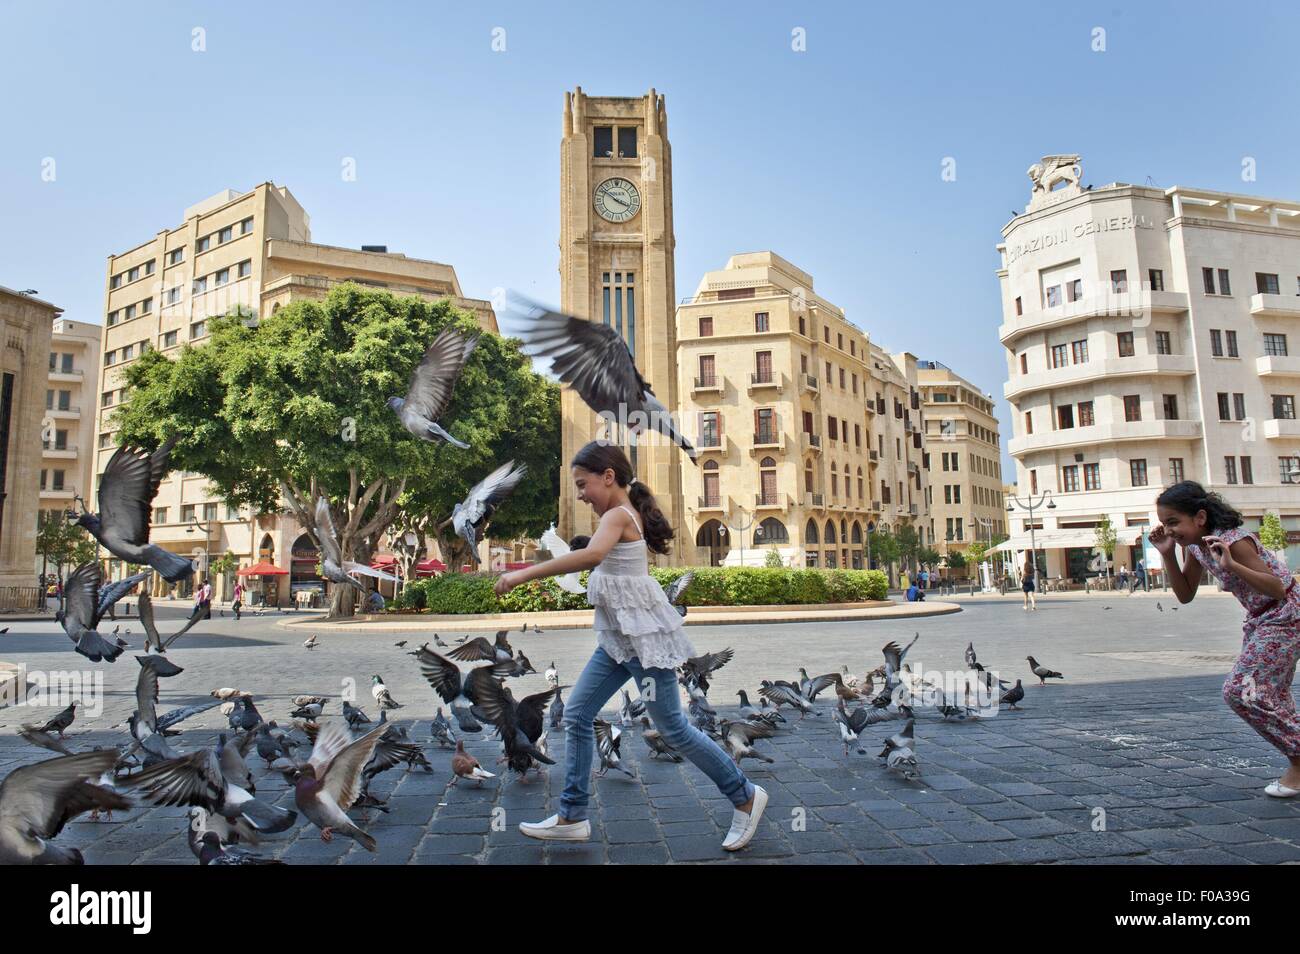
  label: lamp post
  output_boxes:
[186,517,213,594]
[1006,490,1055,583]
[724,506,756,568]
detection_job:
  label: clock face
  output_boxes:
[594,177,641,223]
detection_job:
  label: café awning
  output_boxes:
[237,561,289,576]
[990,528,1144,553]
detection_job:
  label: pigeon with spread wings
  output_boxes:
[452,461,528,565]
[508,294,698,463]
[56,562,126,663]
[313,497,398,594]
[388,326,480,448]
[540,525,586,594]
[74,437,193,582]
[0,750,132,864]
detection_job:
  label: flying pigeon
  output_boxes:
[313,497,398,594]
[663,571,695,617]
[1026,656,1064,686]
[451,461,528,564]
[540,525,586,594]
[416,646,512,732]
[56,562,127,662]
[639,716,683,762]
[833,700,874,756]
[125,747,298,834]
[448,630,514,666]
[680,647,732,694]
[388,326,480,447]
[138,590,204,653]
[593,719,637,778]
[73,437,193,581]
[466,667,557,776]
[0,750,132,864]
[718,719,776,764]
[508,294,698,463]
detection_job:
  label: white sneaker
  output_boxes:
[722,785,768,852]
[519,814,591,841]
[1265,781,1300,798]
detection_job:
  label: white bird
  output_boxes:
[540,525,586,594]
[452,461,528,565]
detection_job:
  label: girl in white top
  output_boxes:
[495,441,767,851]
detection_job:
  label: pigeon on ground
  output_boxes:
[833,700,873,756]
[508,293,699,463]
[879,719,920,779]
[290,700,324,719]
[619,688,646,726]
[540,525,586,594]
[1026,656,1064,686]
[451,461,528,565]
[433,634,448,648]
[38,702,78,738]
[718,719,776,764]
[0,750,132,864]
[736,690,785,725]
[72,437,192,581]
[549,689,565,731]
[188,811,284,866]
[1000,679,1025,709]
[56,562,126,662]
[294,720,389,850]
[342,701,372,730]
[451,740,494,786]
[429,708,457,749]
[639,717,683,762]
[757,680,813,718]
[593,719,636,778]
[544,662,559,688]
[125,748,297,834]
[303,634,319,650]
[371,675,402,711]
[387,326,479,447]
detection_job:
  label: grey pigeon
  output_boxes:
[56,562,125,662]
[313,497,396,595]
[38,701,78,738]
[138,591,204,653]
[640,716,683,762]
[1026,656,1064,686]
[879,719,920,779]
[448,630,514,665]
[663,571,695,617]
[387,326,479,447]
[593,719,636,778]
[73,437,193,581]
[549,688,565,731]
[833,700,874,756]
[124,748,297,834]
[452,461,528,565]
[429,708,457,748]
[466,668,557,776]
[619,688,646,726]
[342,700,372,729]
[1000,679,1025,709]
[718,719,776,764]
[509,293,698,463]
[0,750,131,864]
[294,720,389,850]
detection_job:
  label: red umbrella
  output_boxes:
[237,561,288,576]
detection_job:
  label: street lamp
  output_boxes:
[1007,490,1055,581]
[186,516,213,587]
[724,506,756,568]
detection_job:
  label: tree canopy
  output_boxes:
[113,284,560,615]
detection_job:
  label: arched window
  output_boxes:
[825,520,837,544]
[804,519,819,545]
[758,456,778,506]
[851,521,863,544]
[840,519,848,543]
[701,459,720,506]
[756,516,788,545]
[804,463,814,494]
[857,466,864,500]
[830,461,838,498]
[703,459,719,469]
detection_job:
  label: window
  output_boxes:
[1078,400,1094,426]
[1149,269,1164,291]
[1123,395,1141,422]
[121,344,134,361]
[839,368,846,388]
[167,248,183,265]
[1218,393,1231,420]
[238,260,252,279]
[699,411,721,448]
[191,320,207,340]
[1117,331,1134,357]
[106,310,118,327]
[1050,343,1068,368]
[1241,457,1254,485]
[1203,267,1216,294]
[218,226,233,244]
[1257,272,1280,295]
[1264,333,1288,356]
[124,304,136,321]
[1226,330,1238,357]
[127,266,139,282]
[1273,395,1297,420]
[1030,469,1038,494]
[837,333,844,350]
[1062,465,1079,492]
[240,217,254,235]
[1224,456,1237,484]
[1130,459,1148,486]
[166,286,182,305]
[140,297,152,314]
[827,417,838,441]
[1169,458,1184,483]
[1155,330,1172,355]
[1210,329,1223,356]
[1046,285,1061,308]
[617,126,637,158]
[755,312,769,332]
[851,373,858,394]
[197,236,210,253]
[1067,279,1083,302]
[1218,268,1231,295]
[698,316,713,337]
[52,470,65,491]
[162,330,178,348]
[144,260,154,275]
[213,267,229,288]
[1057,405,1074,429]
[56,390,69,411]
[154,507,168,524]
[1280,456,1300,484]
[193,276,208,295]
[110,274,122,289]
[754,350,772,383]
[1019,352,1028,373]
[1162,394,1179,420]
[1025,411,1033,435]
[1233,393,1246,420]
[754,408,776,444]
[1083,463,1100,490]
[1071,339,1089,364]
[798,316,806,336]
[1110,269,1128,293]
[823,327,830,343]
[1015,296,1023,316]
[181,504,196,522]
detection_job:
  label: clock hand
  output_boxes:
[604,192,628,210]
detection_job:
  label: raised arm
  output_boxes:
[1206,535,1287,602]
[494,508,630,594]
[1151,524,1202,604]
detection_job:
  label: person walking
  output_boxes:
[1153,481,1300,797]
[232,580,244,620]
[495,441,767,851]
[1021,551,1037,611]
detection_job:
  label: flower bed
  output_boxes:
[389,566,887,614]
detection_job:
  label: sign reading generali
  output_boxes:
[1007,213,1157,264]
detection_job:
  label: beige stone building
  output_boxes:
[39,316,101,549]
[675,252,933,571]
[0,286,58,594]
[97,184,497,603]
[995,156,1300,580]
[557,88,684,556]
[917,360,1005,574]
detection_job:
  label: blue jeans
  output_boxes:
[560,645,755,822]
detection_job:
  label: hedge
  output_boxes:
[389,566,887,614]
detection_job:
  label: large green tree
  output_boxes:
[113,284,560,617]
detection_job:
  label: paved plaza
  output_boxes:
[2,591,1298,865]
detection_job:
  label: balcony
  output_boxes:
[697,495,726,512]
[692,375,724,395]
[1250,294,1300,319]
[1004,353,1196,400]
[907,461,919,474]
[909,504,919,515]
[754,493,787,510]
[750,429,784,453]
[42,445,78,459]
[799,374,819,393]
[1262,418,1300,439]
[696,434,725,453]
[868,448,879,462]
[45,406,81,419]
[48,368,84,383]
[999,290,1189,345]
[1257,354,1300,377]
[1007,419,1202,456]
[801,432,822,454]
[748,371,783,393]
[871,500,882,511]
[804,493,825,509]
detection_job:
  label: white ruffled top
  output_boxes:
[587,507,696,671]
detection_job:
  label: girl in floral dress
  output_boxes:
[1152,481,1300,796]
[495,441,767,849]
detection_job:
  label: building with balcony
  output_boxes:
[39,317,101,558]
[995,157,1300,578]
[917,360,1005,575]
[0,286,58,589]
[96,184,498,602]
[675,252,932,570]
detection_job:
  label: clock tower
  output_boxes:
[558,87,684,559]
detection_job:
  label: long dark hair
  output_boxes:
[1156,480,1243,532]
[570,441,674,555]
[1022,550,1035,578]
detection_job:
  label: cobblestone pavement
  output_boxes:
[2,592,1297,864]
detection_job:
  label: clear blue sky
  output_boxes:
[4,0,1299,475]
